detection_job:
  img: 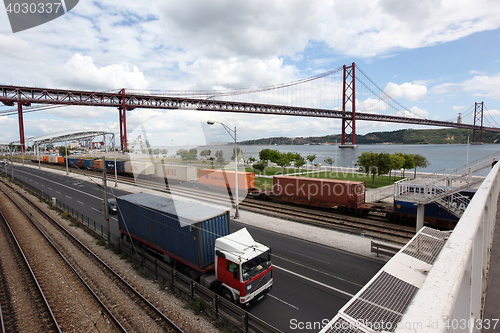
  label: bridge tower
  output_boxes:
[118,88,136,151]
[472,102,484,144]
[339,63,358,148]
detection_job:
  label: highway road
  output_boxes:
[4,163,385,332]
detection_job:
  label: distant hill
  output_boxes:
[239,128,500,145]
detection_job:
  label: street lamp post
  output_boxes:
[207,120,240,219]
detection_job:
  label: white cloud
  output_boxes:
[432,73,500,100]
[58,54,149,90]
[357,98,389,114]
[453,105,466,111]
[158,0,320,59]
[396,106,429,119]
[320,0,500,57]
[384,82,427,101]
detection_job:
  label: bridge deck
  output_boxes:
[482,198,500,327]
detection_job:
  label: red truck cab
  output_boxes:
[214,228,273,304]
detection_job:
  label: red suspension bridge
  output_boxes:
[1,63,498,151]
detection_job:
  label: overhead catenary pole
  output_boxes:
[65,141,69,175]
[102,156,110,242]
[207,120,240,219]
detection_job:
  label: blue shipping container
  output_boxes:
[83,159,94,169]
[67,158,78,168]
[117,193,229,271]
[105,160,125,172]
[394,190,476,222]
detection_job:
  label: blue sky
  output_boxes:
[0,0,499,147]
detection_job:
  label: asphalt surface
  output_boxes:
[3,163,385,332]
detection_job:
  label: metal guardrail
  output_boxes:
[122,241,281,333]
[370,240,401,257]
[434,191,471,218]
[394,152,499,206]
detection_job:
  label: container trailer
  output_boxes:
[117,193,273,305]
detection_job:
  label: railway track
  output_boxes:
[13,161,415,243]
[0,179,184,333]
[0,210,62,333]
[114,174,415,243]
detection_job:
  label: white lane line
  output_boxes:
[56,191,61,194]
[91,207,100,212]
[273,265,354,298]
[65,195,72,199]
[289,250,330,265]
[15,169,102,200]
[77,200,84,205]
[268,294,299,310]
[48,187,52,190]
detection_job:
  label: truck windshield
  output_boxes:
[241,251,271,281]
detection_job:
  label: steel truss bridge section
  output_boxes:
[2,85,500,150]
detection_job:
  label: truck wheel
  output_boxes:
[221,289,235,303]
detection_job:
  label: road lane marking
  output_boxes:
[77,200,84,205]
[273,265,354,298]
[56,191,61,194]
[15,169,102,200]
[91,207,100,212]
[65,195,72,199]
[268,294,299,310]
[289,250,330,265]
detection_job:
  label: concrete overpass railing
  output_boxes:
[395,161,500,333]
[320,162,499,333]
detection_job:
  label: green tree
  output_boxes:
[389,153,405,181]
[413,154,429,178]
[324,157,334,167]
[215,150,225,164]
[178,148,198,161]
[252,160,268,174]
[231,147,243,161]
[200,149,211,159]
[259,148,281,162]
[307,154,316,168]
[294,155,306,170]
[276,154,294,173]
[357,152,392,187]
[176,149,187,156]
[58,146,70,157]
[392,153,415,178]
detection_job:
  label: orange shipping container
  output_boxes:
[198,169,255,191]
[42,156,49,163]
[93,159,103,170]
[57,157,65,165]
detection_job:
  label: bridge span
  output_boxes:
[1,82,499,151]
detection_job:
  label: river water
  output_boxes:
[202,143,499,175]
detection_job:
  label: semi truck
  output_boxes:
[117,192,273,305]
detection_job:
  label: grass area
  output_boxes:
[253,169,403,189]
[300,171,403,188]
[245,166,299,175]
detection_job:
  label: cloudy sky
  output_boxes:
[1,0,500,147]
